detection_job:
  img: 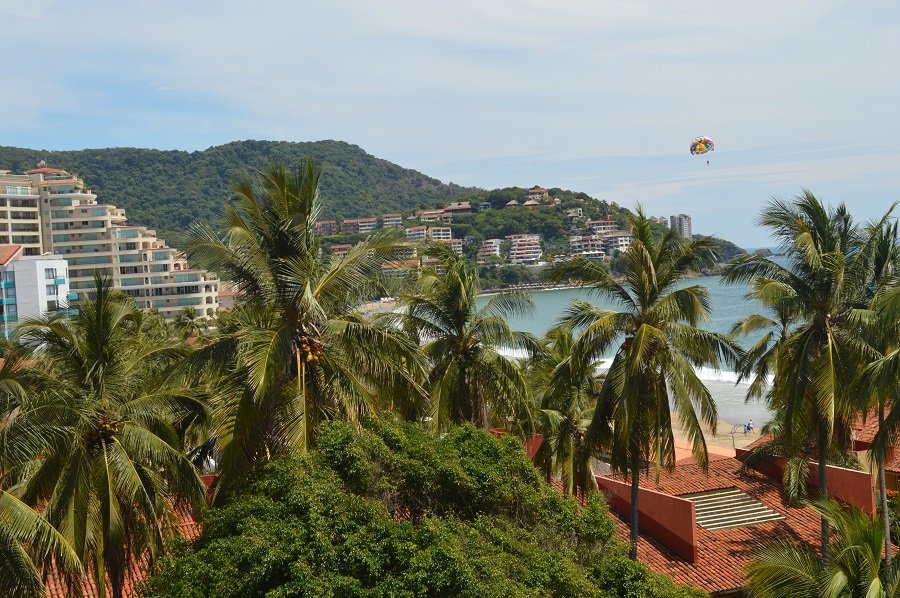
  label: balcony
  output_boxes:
[1,281,14,289]
[55,277,66,285]
[1,297,15,305]
[67,292,79,301]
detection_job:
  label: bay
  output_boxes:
[478,271,777,428]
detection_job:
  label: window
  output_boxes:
[44,268,57,280]
[47,300,59,312]
[46,284,58,296]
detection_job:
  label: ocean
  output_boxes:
[478,272,776,428]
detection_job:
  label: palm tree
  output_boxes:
[0,354,83,598]
[723,192,893,554]
[746,499,900,597]
[172,306,208,340]
[853,219,899,577]
[0,490,82,597]
[184,161,425,497]
[528,324,601,497]
[546,208,741,560]
[5,277,206,598]
[856,281,900,580]
[386,244,538,431]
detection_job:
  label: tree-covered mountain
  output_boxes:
[0,140,472,242]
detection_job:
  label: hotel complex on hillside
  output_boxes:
[0,165,218,320]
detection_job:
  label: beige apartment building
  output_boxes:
[0,165,218,320]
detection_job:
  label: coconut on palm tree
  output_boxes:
[184,161,426,498]
[527,324,601,497]
[723,192,893,553]
[4,277,205,598]
[386,243,538,431]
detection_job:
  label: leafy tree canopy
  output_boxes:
[0,141,472,243]
[143,419,705,598]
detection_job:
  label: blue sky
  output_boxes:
[3,1,900,247]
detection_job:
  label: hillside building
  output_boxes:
[340,217,378,235]
[670,214,692,239]
[588,219,619,235]
[568,234,606,259]
[316,220,339,236]
[477,238,503,264]
[526,186,548,202]
[330,244,353,258]
[506,234,543,264]
[443,201,472,214]
[405,226,428,242]
[414,209,444,223]
[381,213,403,228]
[0,166,218,320]
[602,231,634,255]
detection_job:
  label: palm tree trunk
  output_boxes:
[629,440,640,560]
[880,400,892,580]
[818,423,830,558]
[95,550,106,598]
[298,349,313,451]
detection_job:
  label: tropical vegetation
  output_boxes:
[1,159,898,597]
[142,418,704,598]
[545,208,741,559]
[746,500,900,598]
[724,192,896,554]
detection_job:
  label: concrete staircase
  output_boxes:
[682,488,785,531]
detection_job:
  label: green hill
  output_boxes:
[0,140,471,242]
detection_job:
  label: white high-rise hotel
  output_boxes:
[0,165,218,319]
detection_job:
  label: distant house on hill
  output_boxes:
[522,199,541,209]
[443,201,472,214]
[505,200,520,208]
[526,186,549,202]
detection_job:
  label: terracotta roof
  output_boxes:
[38,179,79,186]
[852,410,880,446]
[25,167,65,174]
[0,244,23,266]
[44,509,201,597]
[597,457,823,594]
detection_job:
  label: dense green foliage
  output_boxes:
[546,209,742,558]
[143,419,705,598]
[0,141,469,242]
[724,192,897,553]
[184,162,425,499]
[747,500,900,597]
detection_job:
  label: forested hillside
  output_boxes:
[0,140,470,241]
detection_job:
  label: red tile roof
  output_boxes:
[25,167,65,174]
[44,509,201,597]
[38,179,79,186]
[0,244,23,266]
[597,457,823,595]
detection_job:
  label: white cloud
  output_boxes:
[3,1,900,244]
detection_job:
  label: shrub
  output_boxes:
[143,419,704,597]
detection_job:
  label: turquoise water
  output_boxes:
[478,273,775,427]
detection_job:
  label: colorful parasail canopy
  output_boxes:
[690,136,715,155]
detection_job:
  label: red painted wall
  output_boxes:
[596,475,698,562]
[489,429,543,459]
[735,449,876,515]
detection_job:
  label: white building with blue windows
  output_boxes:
[0,244,73,338]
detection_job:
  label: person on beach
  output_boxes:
[747,419,754,434]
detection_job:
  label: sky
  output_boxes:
[3,1,900,247]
